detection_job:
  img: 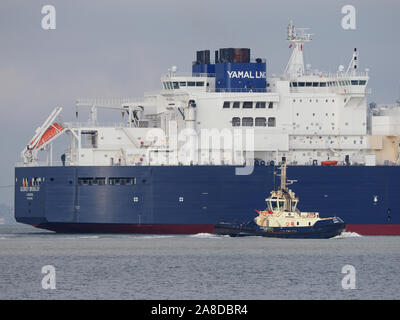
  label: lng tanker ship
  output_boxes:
[15,22,400,235]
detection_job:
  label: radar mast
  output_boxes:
[284,21,312,79]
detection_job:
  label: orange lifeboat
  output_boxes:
[321,160,338,166]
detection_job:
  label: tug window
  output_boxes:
[232,101,240,108]
[270,201,278,211]
[255,117,266,127]
[243,101,253,109]
[223,101,230,109]
[232,117,240,127]
[242,117,253,127]
[255,102,266,108]
[268,117,276,127]
[278,200,285,210]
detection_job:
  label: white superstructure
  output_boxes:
[21,22,400,167]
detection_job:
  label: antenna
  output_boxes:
[287,20,296,40]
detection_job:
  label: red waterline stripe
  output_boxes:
[346,224,400,235]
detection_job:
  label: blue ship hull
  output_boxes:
[14,164,400,235]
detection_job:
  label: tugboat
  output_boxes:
[214,163,345,239]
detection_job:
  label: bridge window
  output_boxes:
[179,82,186,87]
[243,101,253,109]
[359,80,366,85]
[255,117,266,127]
[320,82,327,87]
[196,81,204,87]
[306,82,312,87]
[223,101,230,108]
[232,101,240,108]
[232,117,240,127]
[173,82,179,89]
[292,82,298,87]
[268,117,276,127]
[268,102,273,109]
[187,81,195,87]
[298,82,305,87]
[351,80,358,85]
[242,117,253,126]
[312,82,319,87]
[255,102,266,108]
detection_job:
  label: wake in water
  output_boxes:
[332,231,362,239]
[189,233,227,239]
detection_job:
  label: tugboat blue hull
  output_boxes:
[214,218,346,239]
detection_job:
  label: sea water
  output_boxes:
[0,225,399,299]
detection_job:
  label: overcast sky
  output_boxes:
[0,0,399,205]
